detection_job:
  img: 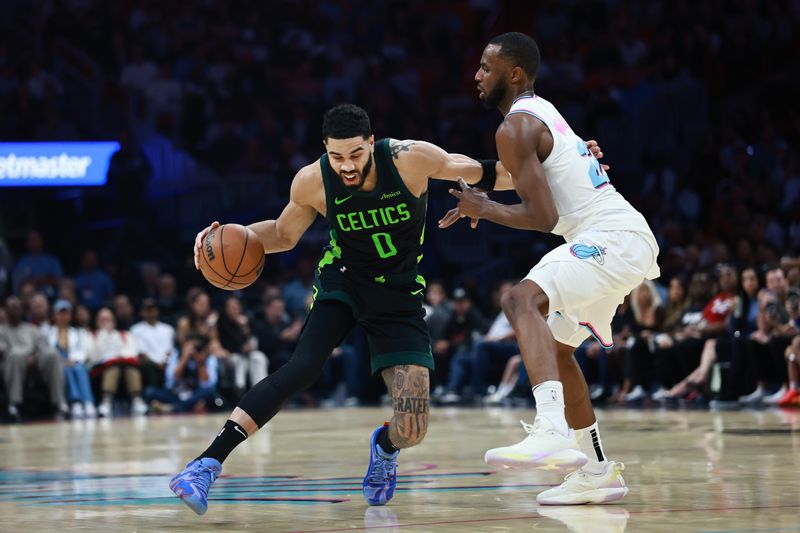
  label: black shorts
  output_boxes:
[311,262,433,374]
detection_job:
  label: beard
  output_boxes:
[483,80,508,109]
[339,153,373,190]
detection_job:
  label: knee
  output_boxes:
[501,285,546,321]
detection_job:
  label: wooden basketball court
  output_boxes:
[1,407,798,532]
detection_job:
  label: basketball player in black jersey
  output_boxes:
[169,104,604,514]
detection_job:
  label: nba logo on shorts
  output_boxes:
[569,240,606,265]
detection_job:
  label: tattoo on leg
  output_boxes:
[392,397,429,413]
[382,365,430,448]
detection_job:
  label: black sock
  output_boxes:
[198,420,249,464]
[376,426,399,454]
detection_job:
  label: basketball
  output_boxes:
[198,223,265,290]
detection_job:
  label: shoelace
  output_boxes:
[519,419,544,435]
[192,464,219,493]
[520,419,534,434]
[369,456,396,484]
[561,462,626,484]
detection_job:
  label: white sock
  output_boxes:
[532,381,569,436]
[577,421,609,474]
[790,382,798,391]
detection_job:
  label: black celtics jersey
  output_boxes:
[318,138,427,277]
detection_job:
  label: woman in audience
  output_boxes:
[176,289,218,347]
[619,281,665,402]
[216,295,267,397]
[87,307,147,417]
[667,267,760,399]
[46,299,96,418]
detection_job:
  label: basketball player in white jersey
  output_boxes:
[440,32,660,505]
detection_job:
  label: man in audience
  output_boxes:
[156,274,180,326]
[74,250,114,311]
[28,292,51,328]
[12,230,63,298]
[131,297,176,393]
[740,266,795,404]
[0,295,67,421]
[423,281,452,350]
[435,288,486,400]
[114,294,136,330]
[253,295,302,374]
[148,333,219,413]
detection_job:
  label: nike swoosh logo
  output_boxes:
[334,195,353,205]
[234,426,248,438]
[411,289,424,295]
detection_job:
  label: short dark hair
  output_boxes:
[322,104,371,141]
[489,32,541,79]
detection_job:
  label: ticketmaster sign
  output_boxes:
[0,142,120,186]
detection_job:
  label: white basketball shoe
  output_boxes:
[484,417,588,471]
[537,461,628,505]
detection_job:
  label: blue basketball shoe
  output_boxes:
[169,457,222,515]
[362,423,399,506]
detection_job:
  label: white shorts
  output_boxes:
[524,230,660,349]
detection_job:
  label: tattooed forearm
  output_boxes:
[390,140,416,159]
[382,365,430,448]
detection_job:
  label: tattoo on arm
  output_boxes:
[390,140,416,159]
[382,365,430,448]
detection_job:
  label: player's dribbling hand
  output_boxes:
[438,206,468,229]
[194,221,220,269]
[586,139,610,171]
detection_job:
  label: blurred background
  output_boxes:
[0,0,799,419]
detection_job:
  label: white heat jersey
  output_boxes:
[507,95,654,243]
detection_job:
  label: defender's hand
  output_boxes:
[438,177,484,229]
[586,139,610,171]
[446,177,489,222]
[194,221,220,269]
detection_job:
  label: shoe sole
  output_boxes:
[485,448,588,471]
[537,486,629,505]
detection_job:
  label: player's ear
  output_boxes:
[510,66,524,84]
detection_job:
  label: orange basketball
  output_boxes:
[199,223,265,290]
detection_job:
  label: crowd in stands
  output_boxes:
[2,1,798,261]
[1,225,800,423]
[1,1,799,421]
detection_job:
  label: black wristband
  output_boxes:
[475,159,498,191]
